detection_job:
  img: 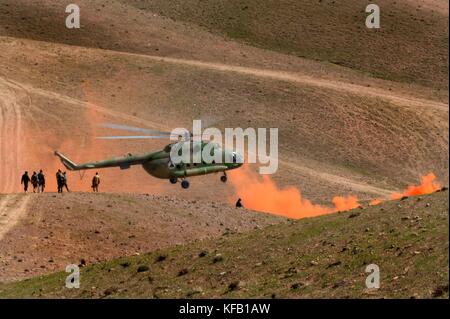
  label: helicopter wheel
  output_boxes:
[181,180,190,189]
[169,177,177,184]
[220,173,227,183]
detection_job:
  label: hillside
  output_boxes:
[0,37,447,200]
[2,0,448,89]
[123,0,449,89]
[0,193,283,283]
[0,0,447,202]
[0,0,448,300]
[1,190,447,298]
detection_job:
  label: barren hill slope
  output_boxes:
[0,36,447,200]
[2,0,448,89]
[0,192,283,283]
[123,0,449,89]
[0,1,447,211]
[1,190,447,298]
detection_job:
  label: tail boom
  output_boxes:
[54,151,80,171]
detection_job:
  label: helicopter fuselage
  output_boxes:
[141,146,241,179]
[54,141,242,189]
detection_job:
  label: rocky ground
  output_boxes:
[0,192,283,283]
[0,190,447,298]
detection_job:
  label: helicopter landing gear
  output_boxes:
[181,179,190,189]
[220,172,227,183]
[169,177,177,184]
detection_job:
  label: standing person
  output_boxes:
[56,169,63,193]
[62,171,70,192]
[31,171,39,193]
[21,171,30,193]
[91,172,100,192]
[38,170,45,193]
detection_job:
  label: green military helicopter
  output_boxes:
[54,123,243,189]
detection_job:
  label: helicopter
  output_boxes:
[54,123,243,189]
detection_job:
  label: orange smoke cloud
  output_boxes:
[228,166,360,219]
[332,195,360,212]
[228,168,444,219]
[0,72,169,194]
[390,172,442,200]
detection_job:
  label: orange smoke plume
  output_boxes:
[390,172,442,200]
[228,166,360,219]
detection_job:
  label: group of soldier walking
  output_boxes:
[56,169,69,193]
[20,170,101,193]
[20,170,46,193]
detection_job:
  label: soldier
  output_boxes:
[62,171,70,192]
[21,171,30,193]
[235,198,243,208]
[92,172,100,192]
[31,171,39,193]
[56,169,63,193]
[38,170,45,193]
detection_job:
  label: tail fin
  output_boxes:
[54,151,78,171]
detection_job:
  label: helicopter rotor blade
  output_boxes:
[96,135,171,140]
[100,123,173,136]
[96,133,206,140]
[98,120,223,142]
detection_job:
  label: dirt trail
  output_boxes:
[0,195,30,241]
[104,49,448,113]
[0,78,24,193]
[0,76,167,132]
[2,36,448,113]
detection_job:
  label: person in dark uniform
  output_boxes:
[37,170,45,193]
[56,169,63,193]
[91,172,100,192]
[31,171,39,193]
[62,171,70,192]
[235,198,243,208]
[21,171,30,193]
